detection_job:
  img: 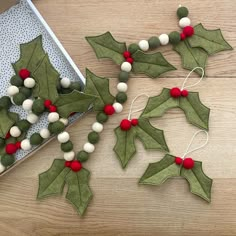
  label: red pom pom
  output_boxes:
[131,119,139,126]
[104,105,115,115]
[170,87,181,98]
[44,100,52,108]
[126,57,134,64]
[70,160,82,172]
[120,119,132,131]
[5,143,17,154]
[183,26,194,37]
[49,105,57,112]
[65,161,72,167]
[183,158,195,169]
[19,68,30,80]
[15,141,21,149]
[123,51,131,58]
[181,89,189,97]
[5,131,11,139]
[180,33,186,40]
[175,157,183,165]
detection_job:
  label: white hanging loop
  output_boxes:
[181,67,205,91]
[182,130,209,159]
[127,93,149,120]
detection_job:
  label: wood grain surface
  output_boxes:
[0,0,236,235]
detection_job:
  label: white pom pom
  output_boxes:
[121,62,132,72]
[10,126,21,138]
[48,112,59,123]
[159,34,169,45]
[40,128,50,139]
[117,82,128,92]
[7,86,19,96]
[24,77,35,88]
[64,151,75,161]
[179,17,191,28]
[92,122,103,133]
[27,113,39,124]
[57,131,70,143]
[113,102,123,113]
[0,163,5,173]
[60,77,71,88]
[83,142,95,153]
[59,118,69,126]
[21,139,32,151]
[22,99,33,111]
[138,40,149,51]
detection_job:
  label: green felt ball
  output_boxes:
[61,141,73,152]
[77,151,89,162]
[13,93,26,105]
[19,87,32,98]
[1,154,15,167]
[0,138,5,148]
[10,75,23,87]
[177,6,189,19]
[116,92,127,104]
[96,112,108,123]
[48,121,65,134]
[61,88,73,94]
[128,43,139,54]
[32,99,45,115]
[118,71,129,82]
[0,96,11,109]
[30,133,43,145]
[16,120,31,132]
[70,82,81,91]
[148,36,160,49]
[169,31,181,44]
[88,131,99,144]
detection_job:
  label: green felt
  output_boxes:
[181,161,212,202]
[61,141,73,152]
[188,23,233,55]
[1,154,15,167]
[60,88,73,94]
[32,99,45,115]
[16,120,31,132]
[96,112,108,123]
[88,131,99,144]
[30,133,43,145]
[148,36,160,49]
[86,31,126,65]
[10,75,23,87]
[177,6,189,19]
[128,43,139,54]
[116,92,127,104]
[19,87,32,98]
[13,93,26,106]
[132,50,176,78]
[84,69,115,111]
[65,168,93,216]
[77,151,89,162]
[55,90,95,118]
[49,121,65,134]
[169,31,181,45]
[37,159,70,199]
[70,81,81,91]
[0,138,5,148]
[0,96,12,109]
[118,71,129,82]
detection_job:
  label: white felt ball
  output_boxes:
[10,126,21,138]
[59,118,69,126]
[117,82,128,92]
[159,34,169,45]
[0,163,5,173]
[24,77,35,88]
[83,143,95,153]
[27,113,39,124]
[179,17,191,28]
[21,139,32,151]
[22,99,33,111]
[64,151,75,161]
[40,128,50,139]
[10,97,16,105]
[60,77,71,88]
[48,112,60,123]
[92,122,103,133]
[7,86,19,96]
[113,102,123,113]
[121,62,132,72]
[138,40,149,51]
[57,131,70,143]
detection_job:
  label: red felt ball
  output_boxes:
[5,143,17,154]
[126,57,134,64]
[170,87,181,98]
[49,105,57,112]
[44,100,52,108]
[70,160,82,172]
[131,119,139,126]
[181,89,189,97]
[123,51,131,58]
[183,158,195,169]
[120,119,132,131]
[65,161,72,167]
[180,33,186,40]
[104,105,115,115]
[19,68,30,80]
[15,141,21,149]
[5,131,11,139]
[183,26,194,37]
[175,157,183,165]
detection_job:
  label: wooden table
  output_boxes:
[0,0,236,235]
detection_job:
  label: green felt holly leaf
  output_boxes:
[188,23,233,55]
[65,168,93,215]
[84,69,115,111]
[86,32,126,65]
[132,51,176,78]
[181,161,213,202]
[141,88,210,130]
[12,35,46,74]
[113,118,168,168]
[37,159,70,199]
[55,90,96,118]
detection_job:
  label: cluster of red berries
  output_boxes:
[175,157,195,169]
[44,99,57,113]
[170,87,188,98]
[123,51,134,64]
[65,160,82,172]
[120,118,138,131]
[5,142,21,155]
[19,68,31,80]
[180,26,194,40]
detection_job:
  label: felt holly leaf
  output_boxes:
[12,35,46,74]
[37,159,70,199]
[86,32,126,65]
[113,118,168,168]
[141,88,210,130]
[139,154,180,185]
[188,23,233,55]
[65,168,93,215]
[33,54,59,103]
[132,51,176,78]
[84,69,115,111]
[181,161,213,202]
[55,91,96,118]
